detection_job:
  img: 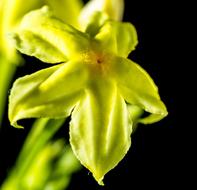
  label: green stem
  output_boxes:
[0,59,16,127]
[13,118,65,177]
[0,118,65,189]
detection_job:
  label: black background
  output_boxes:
[0,0,190,189]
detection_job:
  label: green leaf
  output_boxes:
[95,21,138,57]
[111,57,168,123]
[17,6,90,59]
[9,60,88,128]
[70,78,132,185]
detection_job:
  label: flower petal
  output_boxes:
[95,21,138,57]
[85,11,109,37]
[9,60,88,128]
[0,0,39,64]
[44,0,83,29]
[0,0,42,30]
[13,31,67,63]
[17,6,90,59]
[127,104,144,132]
[79,0,124,30]
[111,57,168,123]
[70,78,132,185]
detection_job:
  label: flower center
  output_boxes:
[82,50,106,65]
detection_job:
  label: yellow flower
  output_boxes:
[9,7,167,185]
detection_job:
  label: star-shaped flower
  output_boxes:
[9,6,167,185]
